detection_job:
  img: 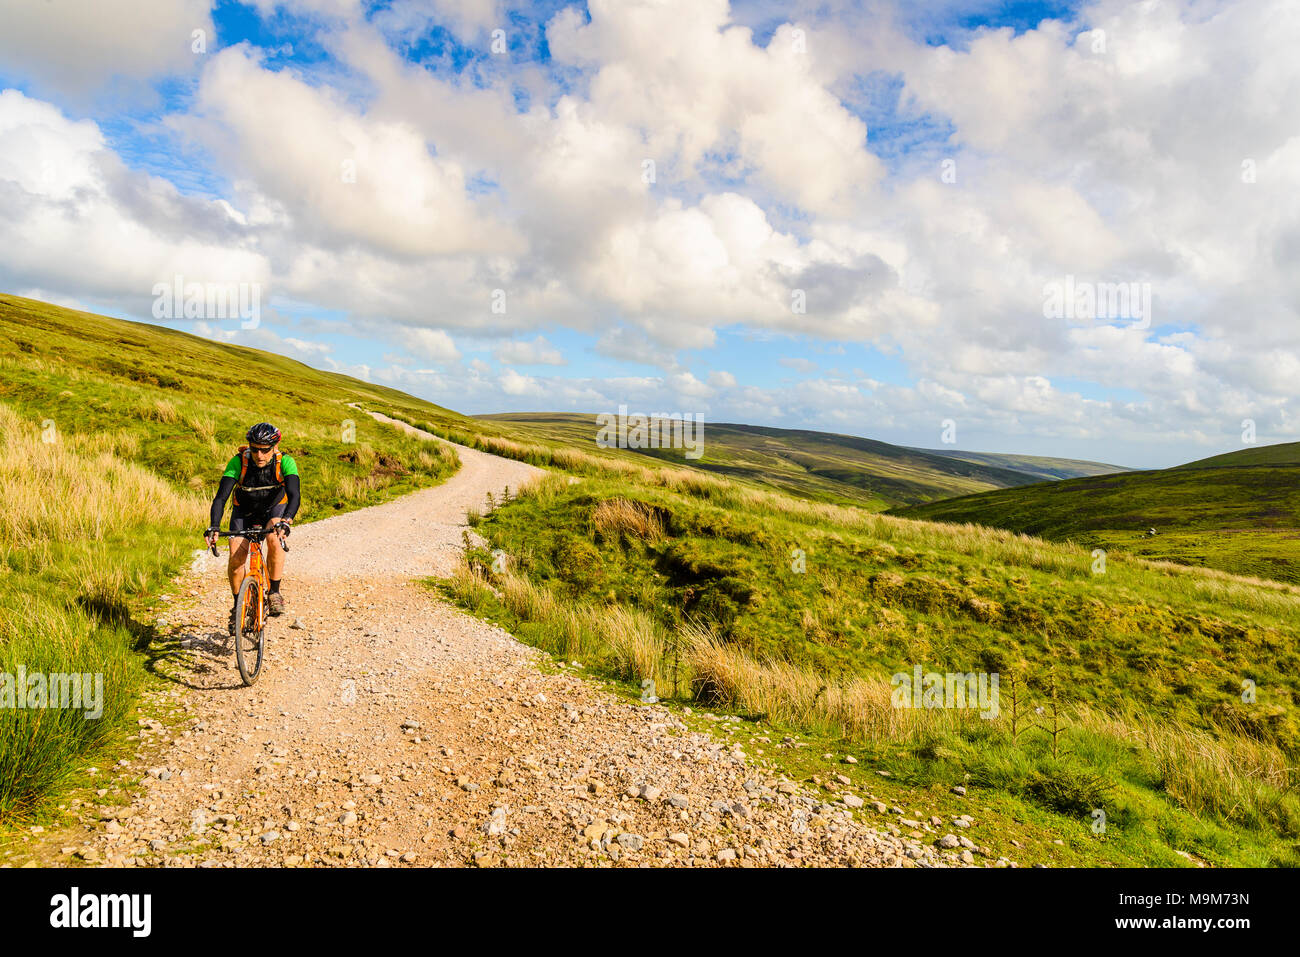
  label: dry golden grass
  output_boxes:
[592,497,665,543]
[445,563,497,618]
[680,620,954,744]
[185,411,217,443]
[146,397,181,424]
[0,354,58,377]
[336,473,387,502]
[0,403,205,549]
[514,472,573,507]
[493,568,661,669]
[500,568,558,621]
[599,604,666,683]
[1073,705,1294,823]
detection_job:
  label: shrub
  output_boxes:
[1025,760,1113,816]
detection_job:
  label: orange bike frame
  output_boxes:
[246,536,267,623]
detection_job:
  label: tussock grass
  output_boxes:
[0,403,202,820]
[593,498,665,544]
[1072,705,1300,833]
[0,405,206,549]
[492,569,665,675]
[445,564,495,616]
[681,620,948,743]
[146,397,180,424]
[600,605,666,684]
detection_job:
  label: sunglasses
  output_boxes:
[250,445,274,453]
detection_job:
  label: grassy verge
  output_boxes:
[438,470,1300,866]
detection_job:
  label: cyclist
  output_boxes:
[204,423,301,634]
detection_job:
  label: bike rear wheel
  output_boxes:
[234,576,266,686]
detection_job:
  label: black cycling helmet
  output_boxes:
[246,422,281,447]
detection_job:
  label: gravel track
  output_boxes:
[19,416,1008,868]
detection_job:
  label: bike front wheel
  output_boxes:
[234,576,266,686]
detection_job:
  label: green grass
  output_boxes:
[0,293,465,823]
[891,460,1300,584]
[439,467,1300,866]
[1176,441,1300,470]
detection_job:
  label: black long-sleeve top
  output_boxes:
[209,472,301,528]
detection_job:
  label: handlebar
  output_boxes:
[207,523,291,556]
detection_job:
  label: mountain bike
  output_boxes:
[210,523,290,686]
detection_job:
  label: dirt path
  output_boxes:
[18,416,1000,868]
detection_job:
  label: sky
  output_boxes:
[0,0,1297,469]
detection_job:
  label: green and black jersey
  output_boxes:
[209,452,301,527]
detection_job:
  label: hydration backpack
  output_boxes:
[235,445,284,494]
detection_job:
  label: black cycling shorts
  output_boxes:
[230,500,287,533]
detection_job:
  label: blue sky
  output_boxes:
[59,0,1085,199]
[1,0,1295,469]
[136,1,1074,381]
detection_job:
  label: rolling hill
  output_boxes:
[1174,442,1300,470]
[910,447,1130,482]
[477,414,1123,509]
[0,292,473,512]
[892,448,1300,583]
